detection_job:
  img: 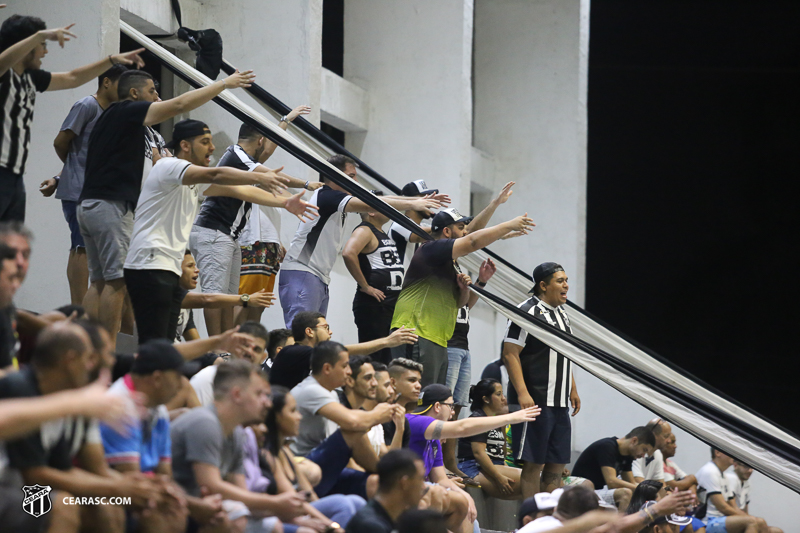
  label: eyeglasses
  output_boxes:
[440,402,455,409]
[315,324,331,331]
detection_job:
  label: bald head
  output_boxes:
[31,322,92,370]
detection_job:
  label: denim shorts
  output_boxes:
[61,200,85,250]
[706,517,728,533]
[458,459,481,479]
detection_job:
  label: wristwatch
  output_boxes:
[240,294,250,308]
[280,115,289,123]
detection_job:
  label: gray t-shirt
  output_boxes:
[170,405,245,496]
[289,375,339,456]
[57,95,103,202]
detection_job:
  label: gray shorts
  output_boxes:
[189,225,241,294]
[77,199,134,282]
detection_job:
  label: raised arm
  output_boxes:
[205,186,318,222]
[466,182,515,233]
[144,69,255,126]
[183,163,288,191]
[316,401,397,432]
[425,406,540,440]
[48,49,145,91]
[345,194,441,215]
[451,214,535,259]
[0,24,76,77]
[182,289,274,310]
[345,327,418,356]
[258,104,312,163]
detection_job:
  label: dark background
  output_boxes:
[586,1,800,434]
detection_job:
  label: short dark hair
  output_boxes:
[533,273,557,297]
[266,328,293,360]
[348,355,373,381]
[389,358,423,378]
[291,311,325,341]
[372,362,388,373]
[321,154,357,182]
[397,510,447,533]
[97,64,128,90]
[117,70,154,100]
[0,15,46,52]
[238,321,269,344]
[556,486,599,520]
[238,122,264,141]
[377,449,421,493]
[31,323,89,369]
[626,426,656,447]
[310,341,347,375]
[625,480,664,515]
[469,378,500,412]
[213,359,258,399]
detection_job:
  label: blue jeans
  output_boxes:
[305,430,370,498]
[278,270,329,328]
[446,347,472,406]
[282,494,366,533]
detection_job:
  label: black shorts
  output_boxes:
[510,405,571,465]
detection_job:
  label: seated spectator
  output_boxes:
[270,311,416,390]
[177,251,275,342]
[633,418,672,484]
[570,426,656,510]
[696,448,777,533]
[0,322,165,532]
[263,385,367,533]
[361,362,405,456]
[456,378,523,499]
[517,486,602,533]
[625,480,668,513]
[290,341,399,498]
[397,509,448,533]
[661,433,697,493]
[100,339,229,531]
[345,449,427,533]
[407,383,540,532]
[191,321,269,405]
[725,461,752,513]
[518,491,559,528]
[636,501,693,533]
[171,359,307,532]
[0,242,20,375]
[263,328,294,369]
[382,358,422,447]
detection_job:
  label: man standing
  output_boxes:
[269,311,416,390]
[391,207,534,386]
[342,207,405,364]
[502,262,581,498]
[122,118,315,343]
[0,15,144,222]
[345,450,427,533]
[387,180,439,268]
[39,64,128,305]
[77,67,256,349]
[279,154,442,327]
[191,121,322,335]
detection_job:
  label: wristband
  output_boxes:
[108,55,118,65]
[280,115,289,123]
[304,180,310,190]
[475,280,487,287]
[221,79,228,89]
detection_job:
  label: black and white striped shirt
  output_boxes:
[0,68,51,175]
[194,145,258,240]
[503,297,573,408]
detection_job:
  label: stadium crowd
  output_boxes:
[0,11,786,533]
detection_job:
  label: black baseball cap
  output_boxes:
[412,384,452,414]
[401,180,438,197]
[640,501,692,526]
[165,119,211,149]
[529,262,565,294]
[431,208,474,233]
[131,340,185,374]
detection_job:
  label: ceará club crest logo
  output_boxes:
[22,484,52,518]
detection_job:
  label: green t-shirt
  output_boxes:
[391,238,460,346]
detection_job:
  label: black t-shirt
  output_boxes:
[81,100,152,205]
[0,305,17,368]
[345,499,394,533]
[269,344,314,389]
[447,305,470,349]
[456,409,506,464]
[353,222,404,308]
[382,417,411,448]
[0,367,98,471]
[571,437,632,490]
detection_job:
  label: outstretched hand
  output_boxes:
[508,213,536,235]
[386,326,418,347]
[511,405,542,423]
[494,181,515,204]
[223,69,256,89]
[285,190,320,222]
[286,104,311,122]
[478,258,496,284]
[257,166,290,195]
[111,48,146,69]
[38,24,77,48]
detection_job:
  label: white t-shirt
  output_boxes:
[632,449,665,481]
[239,207,280,246]
[696,461,734,520]
[725,471,750,511]
[663,457,688,483]
[125,157,210,275]
[190,365,218,407]
[517,515,562,533]
[367,423,385,456]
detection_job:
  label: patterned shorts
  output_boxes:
[239,242,281,294]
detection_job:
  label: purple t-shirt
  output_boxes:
[406,414,443,477]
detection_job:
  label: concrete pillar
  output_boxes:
[15,0,120,311]
[344,0,474,211]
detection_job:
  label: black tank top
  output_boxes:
[354,222,404,305]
